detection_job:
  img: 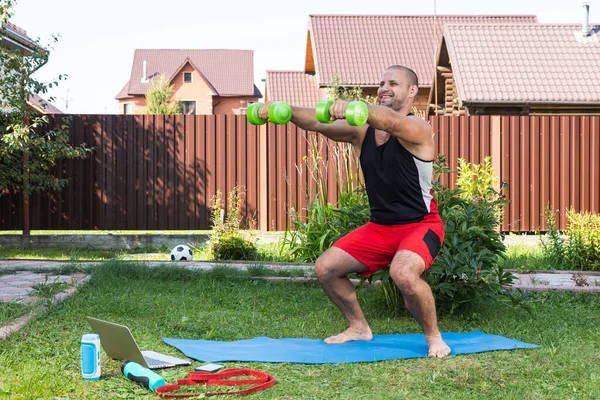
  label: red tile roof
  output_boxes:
[28,95,63,114]
[308,15,538,88]
[266,71,319,107]
[117,49,259,99]
[444,23,600,104]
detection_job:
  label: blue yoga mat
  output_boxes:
[163,331,540,364]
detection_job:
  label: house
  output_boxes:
[265,15,538,113]
[116,49,262,115]
[429,22,600,115]
[28,94,63,114]
[1,22,61,114]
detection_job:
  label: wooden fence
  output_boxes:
[1,114,599,232]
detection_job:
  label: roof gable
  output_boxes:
[307,15,538,88]
[122,49,257,98]
[169,58,217,95]
[443,23,600,104]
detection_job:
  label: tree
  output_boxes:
[1,0,92,233]
[145,73,181,114]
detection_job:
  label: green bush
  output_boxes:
[564,208,600,270]
[211,232,257,261]
[540,206,567,267]
[424,157,514,313]
[286,187,369,262]
[541,207,600,271]
[368,156,516,315]
[209,186,257,261]
[284,132,368,262]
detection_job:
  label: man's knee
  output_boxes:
[390,252,425,294]
[314,247,366,280]
[314,251,336,280]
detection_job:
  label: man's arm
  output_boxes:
[365,105,431,145]
[258,103,362,145]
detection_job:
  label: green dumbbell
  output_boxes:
[247,102,292,125]
[315,100,369,127]
[268,102,292,124]
[247,102,267,125]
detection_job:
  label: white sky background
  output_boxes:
[10,0,599,114]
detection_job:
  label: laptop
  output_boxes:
[86,317,191,369]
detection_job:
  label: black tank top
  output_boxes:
[359,123,438,225]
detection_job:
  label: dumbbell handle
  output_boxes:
[315,100,369,127]
[247,102,292,125]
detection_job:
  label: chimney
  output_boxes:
[141,60,149,83]
[583,2,590,36]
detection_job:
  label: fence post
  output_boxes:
[491,116,502,191]
[258,123,268,232]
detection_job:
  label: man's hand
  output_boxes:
[326,100,350,122]
[257,102,272,120]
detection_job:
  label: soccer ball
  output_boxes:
[170,244,193,261]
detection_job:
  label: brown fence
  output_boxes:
[1,114,599,232]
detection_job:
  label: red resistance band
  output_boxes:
[155,368,275,398]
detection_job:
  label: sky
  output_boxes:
[9,0,599,114]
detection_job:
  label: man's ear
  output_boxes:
[409,85,418,99]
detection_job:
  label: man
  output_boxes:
[258,65,449,358]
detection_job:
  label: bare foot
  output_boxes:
[426,334,451,357]
[324,327,373,344]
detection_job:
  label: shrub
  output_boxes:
[284,133,368,262]
[211,232,257,261]
[540,206,566,267]
[209,186,257,261]
[369,156,516,315]
[145,74,181,115]
[542,207,600,271]
[564,208,600,270]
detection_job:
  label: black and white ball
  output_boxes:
[170,244,193,261]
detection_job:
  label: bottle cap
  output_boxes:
[82,334,99,341]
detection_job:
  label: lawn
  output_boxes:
[0,241,288,262]
[0,240,572,273]
[0,301,31,326]
[0,262,599,399]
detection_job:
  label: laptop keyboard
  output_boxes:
[144,356,169,367]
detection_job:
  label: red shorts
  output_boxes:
[333,213,444,277]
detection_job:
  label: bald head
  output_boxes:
[386,65,419,88]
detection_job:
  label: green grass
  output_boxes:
[498,245,556,272]
[0,240,590,273]
[0,262,599,399]
[0,302,31,326]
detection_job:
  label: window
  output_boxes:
[123,103,132,114]
[180,101,196,115]
[183,72,192,83]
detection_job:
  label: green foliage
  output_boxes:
[541,207,600,271]
[145,73,180,115]
[456,156,504,220]
[286,187,369,262]
[328,73,377,104]
[425,156,514,314]
[210,232,257,261]
[367,156,517,315]
[540,206,566,266]
[284,133,368,262]
[0,1,91,195]
[564,208,600,270]
[209,186,257,261]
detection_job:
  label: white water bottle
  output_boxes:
[81,334,101,380]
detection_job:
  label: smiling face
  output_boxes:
[377,67,418,111]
